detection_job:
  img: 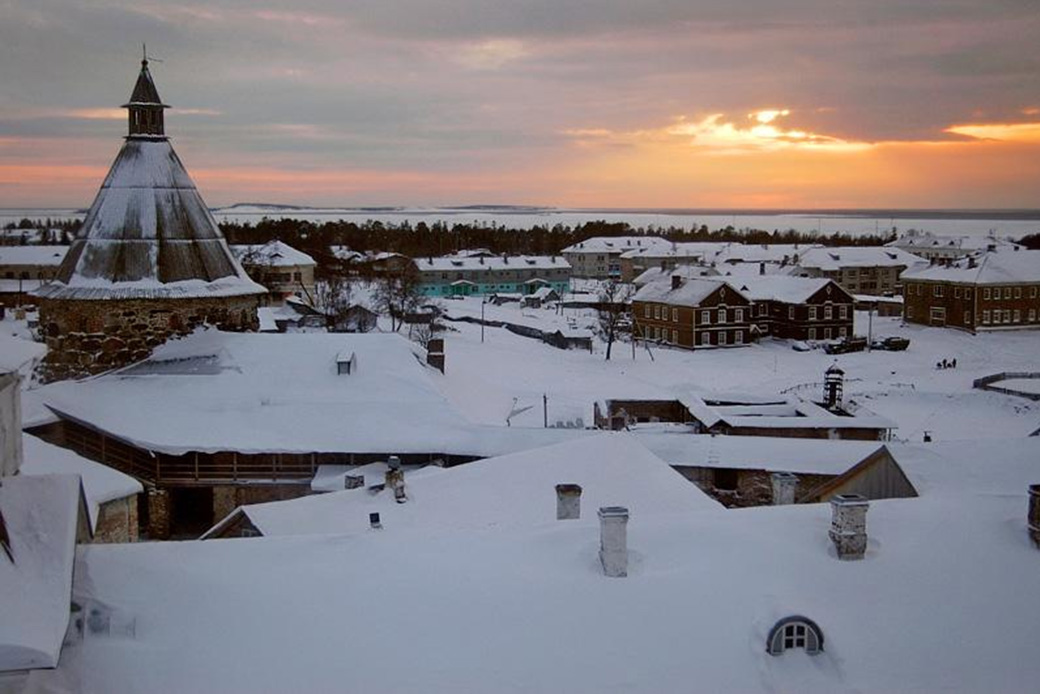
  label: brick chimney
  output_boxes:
[671,274,682,290]
[771,472,798,505]
[555,484,582,520]
[829,494,868,560]
[598,506,629,577]
[1029,484,1040,549]
[427,338,445,374]
[385,456,406,503]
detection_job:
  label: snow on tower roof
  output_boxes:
[33,62,263,302]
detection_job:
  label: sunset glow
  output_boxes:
[0,1,1037,208]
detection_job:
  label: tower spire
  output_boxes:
[122,52,168,138]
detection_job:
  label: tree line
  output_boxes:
[216,218,899,262]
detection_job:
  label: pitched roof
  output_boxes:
[124,59,166,106]
[561,236,671,254]
[632,277,741,307]
[33,65,263,302]
[901,250,1040,284]
[417,255,569,272]
[232,240,316,268]
[0,474,82,672]
[737,276,851,304]
[795,246,927,271]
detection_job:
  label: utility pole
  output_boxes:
[543,393,548,428]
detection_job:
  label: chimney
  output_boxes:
[1029,484,1040,549]
[369,512,382,529]
[823,364,844,410]
[427,338,445,374]
[759,262,766,275]
[671,274,682,290]
[967,256,977,268]
[829,494,869,560]
[771,472,798,505]
[598,506,629,577]
[385,456,406,503]
[555,484,582,520]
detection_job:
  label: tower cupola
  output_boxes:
[122,55,168,138]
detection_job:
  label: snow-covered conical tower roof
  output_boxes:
[35,59,264,301]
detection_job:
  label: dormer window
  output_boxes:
[767,616,824,655]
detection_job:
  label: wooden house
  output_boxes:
[632,276,754,349]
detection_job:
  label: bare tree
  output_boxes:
[597,280,634,360]
[311,275,354,329]
[373,266,422,332]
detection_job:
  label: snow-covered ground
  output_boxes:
[434,304,1040,442]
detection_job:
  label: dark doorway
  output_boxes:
[169,487,214,538]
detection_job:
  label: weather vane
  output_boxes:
[142,43,163,63]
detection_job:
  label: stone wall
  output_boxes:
[93,495,139,544]
[211,484,311,526]
[37,294,260,381]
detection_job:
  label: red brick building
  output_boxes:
[632,276,754,348]
[901,250,1040,332]
[736,276,855,341]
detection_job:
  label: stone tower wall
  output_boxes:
[37,294,260,381]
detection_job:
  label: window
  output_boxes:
[758,304,767,316]
[788,306,794,320]
[1031,287,1038,299]
[934,285,943,297]
[1030,309,1037,322]
[1005,309,1012,323]
[983,310,991,324]
[701,310,710,325]
[735,330,743,344]
[767,617,824,656]
[672,329,678,344]
[966,288,972,299]
[735,308,744,322]
[984,288,991,300]
[644,304,650,319]
[808,327,816,340]
[718,308,726,323]
[700,332,710,346]
[1014,310,1021,323]
[964,311,970,324]
[824,305,833,320]
[954,287,961,299]
[808,306,817,321]
[839,326,847,337]
[839,305,848,319]
[824,328,832,339]
[1015,287,1022,299]
[1004,287,1012,299]
[718,331,727,345]
[672,308,679,322]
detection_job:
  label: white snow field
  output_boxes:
[433,300,1040,442]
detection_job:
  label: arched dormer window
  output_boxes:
[767,616,824,656]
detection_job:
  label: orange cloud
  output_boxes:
[945,122,1040,143]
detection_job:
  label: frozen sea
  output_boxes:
[3,205,1039,238]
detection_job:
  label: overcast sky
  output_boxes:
[2,0,1039,208]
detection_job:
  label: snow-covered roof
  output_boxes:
[0,334,46,374]
[20,434,142,531]
[27,329,587,457]
[637,432,887,475]
[795,246,928,272]
[632,277,740,307]
[0,474,81,673]
[231,240,315,268]
[632,265,716,286]
[678,393,895,431]
[562,236,671,254]
[901,250,1040,284]
[888,232,1021,253]
[417,255,569,272]
[619,242,726,260]
[714,243,821,264]
[0,246,68,267]
[736,276,850,304]
[32,439,1040,693]
[329,245,362,262]
[210,435,720,538]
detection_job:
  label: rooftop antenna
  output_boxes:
[142,43,164,64]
